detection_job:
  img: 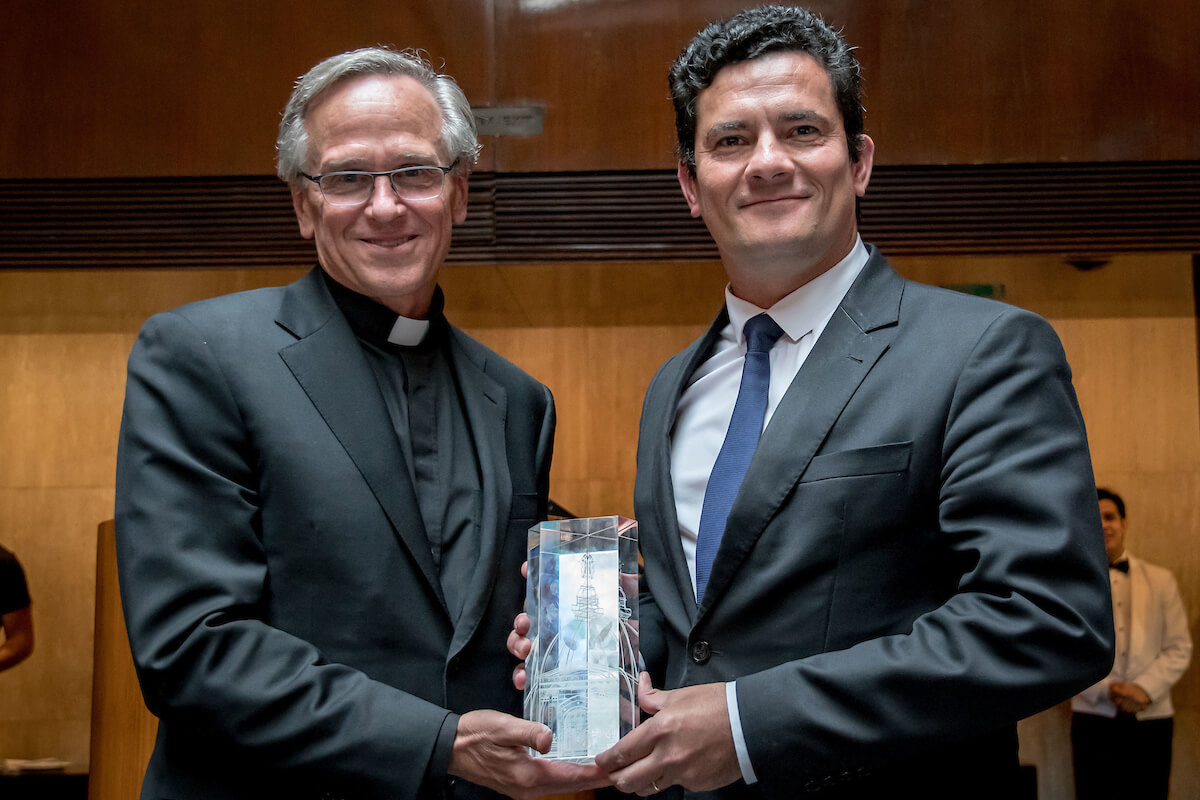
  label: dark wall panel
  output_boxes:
[2,0,1196,176]
[493,0,1200,169]
[0,0,496,178]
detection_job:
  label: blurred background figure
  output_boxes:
[0,542,34,672]
[1071,488,1193,800]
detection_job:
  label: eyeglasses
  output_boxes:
[300,165,454,205]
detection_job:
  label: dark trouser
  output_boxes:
[1071,711,1174,800]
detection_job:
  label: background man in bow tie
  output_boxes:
[1070,488,1193,800]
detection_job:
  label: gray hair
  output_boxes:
[276,46,480,186]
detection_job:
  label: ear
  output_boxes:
[852,135,875,198]
[291,184,317,240]
[676,162,702,218]
[448,173,470,225]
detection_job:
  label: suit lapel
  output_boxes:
[697,250,905,615]
[275,269,447,611]
[444,329,512,653]
[642,315,729,629]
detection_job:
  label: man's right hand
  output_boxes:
[507,611,533,690]
[448,709,610,800]
[507,559,532,691]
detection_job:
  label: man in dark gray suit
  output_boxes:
[115,47,604,800]
[589,6,1114,799]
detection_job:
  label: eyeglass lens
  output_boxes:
[319,167,445,204]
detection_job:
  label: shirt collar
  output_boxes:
[723,236,869,346]
[322,271,444,349]
[386,314,432,347]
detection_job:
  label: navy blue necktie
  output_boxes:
[695,313,785,602]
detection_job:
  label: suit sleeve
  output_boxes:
[115,311,450,798]
[736,309,1115,789]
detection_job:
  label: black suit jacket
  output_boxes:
[634,247,1114,799]
[115,268,554,800]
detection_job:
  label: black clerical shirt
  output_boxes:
[323,274,483,623]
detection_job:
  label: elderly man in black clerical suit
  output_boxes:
[572,6,1113,799]
[115,47,605,800]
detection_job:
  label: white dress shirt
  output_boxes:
[668,237,869,782]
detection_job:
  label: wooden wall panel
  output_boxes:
[2,0,1197,178]
[0,487,112,768]
[0,255,1196,800]
[0,0,496,178]
[856,0,1200,165]
[492,0,1200,170]
[0,269,295,773]
[89,520,158,800]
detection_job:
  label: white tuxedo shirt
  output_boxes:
[1072,553,1192,720]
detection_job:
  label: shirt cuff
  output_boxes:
[727,681,758,785]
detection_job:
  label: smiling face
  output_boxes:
[678,50,874,307]
[291,73,468,318]
[1099,498,1127,564]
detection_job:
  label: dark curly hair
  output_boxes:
[1097,487,1126,518]
[670,5,865,174]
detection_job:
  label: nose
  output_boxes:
[746,133,792,182]
[363,174,406,220]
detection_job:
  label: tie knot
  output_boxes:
[744,313,785,354]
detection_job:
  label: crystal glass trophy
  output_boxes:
[525,516,639,762]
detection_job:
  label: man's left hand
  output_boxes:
[595,673,742,796]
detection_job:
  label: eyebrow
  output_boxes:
[701,109,833,143]
[703,121,749,140]
[321,153,440,172]
[778,110,829,125]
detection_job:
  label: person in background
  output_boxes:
[1071,487,1192,800]
[0,542,33,671]
[115,46,604,800]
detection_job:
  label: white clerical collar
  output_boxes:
[724,236,869,346]
[386,315,431,346]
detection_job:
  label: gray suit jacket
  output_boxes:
[634,247,1113,799]
[115,267,554,800]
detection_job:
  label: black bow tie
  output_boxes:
[1110,560,1129,574]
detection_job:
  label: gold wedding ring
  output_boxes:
[652,779,661,793]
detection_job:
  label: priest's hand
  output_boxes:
[449,710,610,800]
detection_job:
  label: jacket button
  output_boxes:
[691,640,711,664]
